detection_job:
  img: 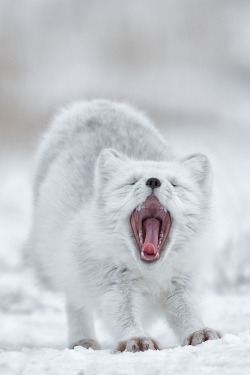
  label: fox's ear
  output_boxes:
[182,153,212,191]
[95,148,127,185]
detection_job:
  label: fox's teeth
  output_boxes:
[158,233,164,249]
[137,205,145,211]
[139,229,143,244]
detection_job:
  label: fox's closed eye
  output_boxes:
[171,181,178,187]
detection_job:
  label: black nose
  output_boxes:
[146,177,161,189]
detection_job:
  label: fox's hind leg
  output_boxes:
[67,305,101,350]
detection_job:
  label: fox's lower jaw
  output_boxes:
[130,195,172,262]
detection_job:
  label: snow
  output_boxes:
[1,333,250,375]
[1,329,250,375]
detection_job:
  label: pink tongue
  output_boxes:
[142,218,160,255]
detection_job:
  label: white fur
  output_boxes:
[30,100,219,350]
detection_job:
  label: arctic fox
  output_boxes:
[30,100,220,351]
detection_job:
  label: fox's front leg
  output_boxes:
[166,287,221,346]
[100,276,160,352]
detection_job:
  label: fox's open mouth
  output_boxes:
[130,195,172,262]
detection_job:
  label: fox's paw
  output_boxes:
[183,328,221,346]
[116,337,160,352]
[70,338,101,350]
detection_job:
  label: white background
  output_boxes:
[1,1,250,373]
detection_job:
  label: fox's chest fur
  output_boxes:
[30,100,220,351]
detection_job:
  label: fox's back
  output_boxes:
[34,100,174,204]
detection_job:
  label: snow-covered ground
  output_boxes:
[1,330,250,375]
[1,121,250,374]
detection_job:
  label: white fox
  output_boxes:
[30,100,220,351]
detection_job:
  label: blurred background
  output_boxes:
[0,0,250,350]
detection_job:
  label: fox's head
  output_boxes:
[93,148,211,269]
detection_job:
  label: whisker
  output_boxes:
[111,197,132,221]
[163,192,200,211]
[161,192,195,228]
[170,192,200,206]
[153,207,163,220]
[104,193,128,198]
